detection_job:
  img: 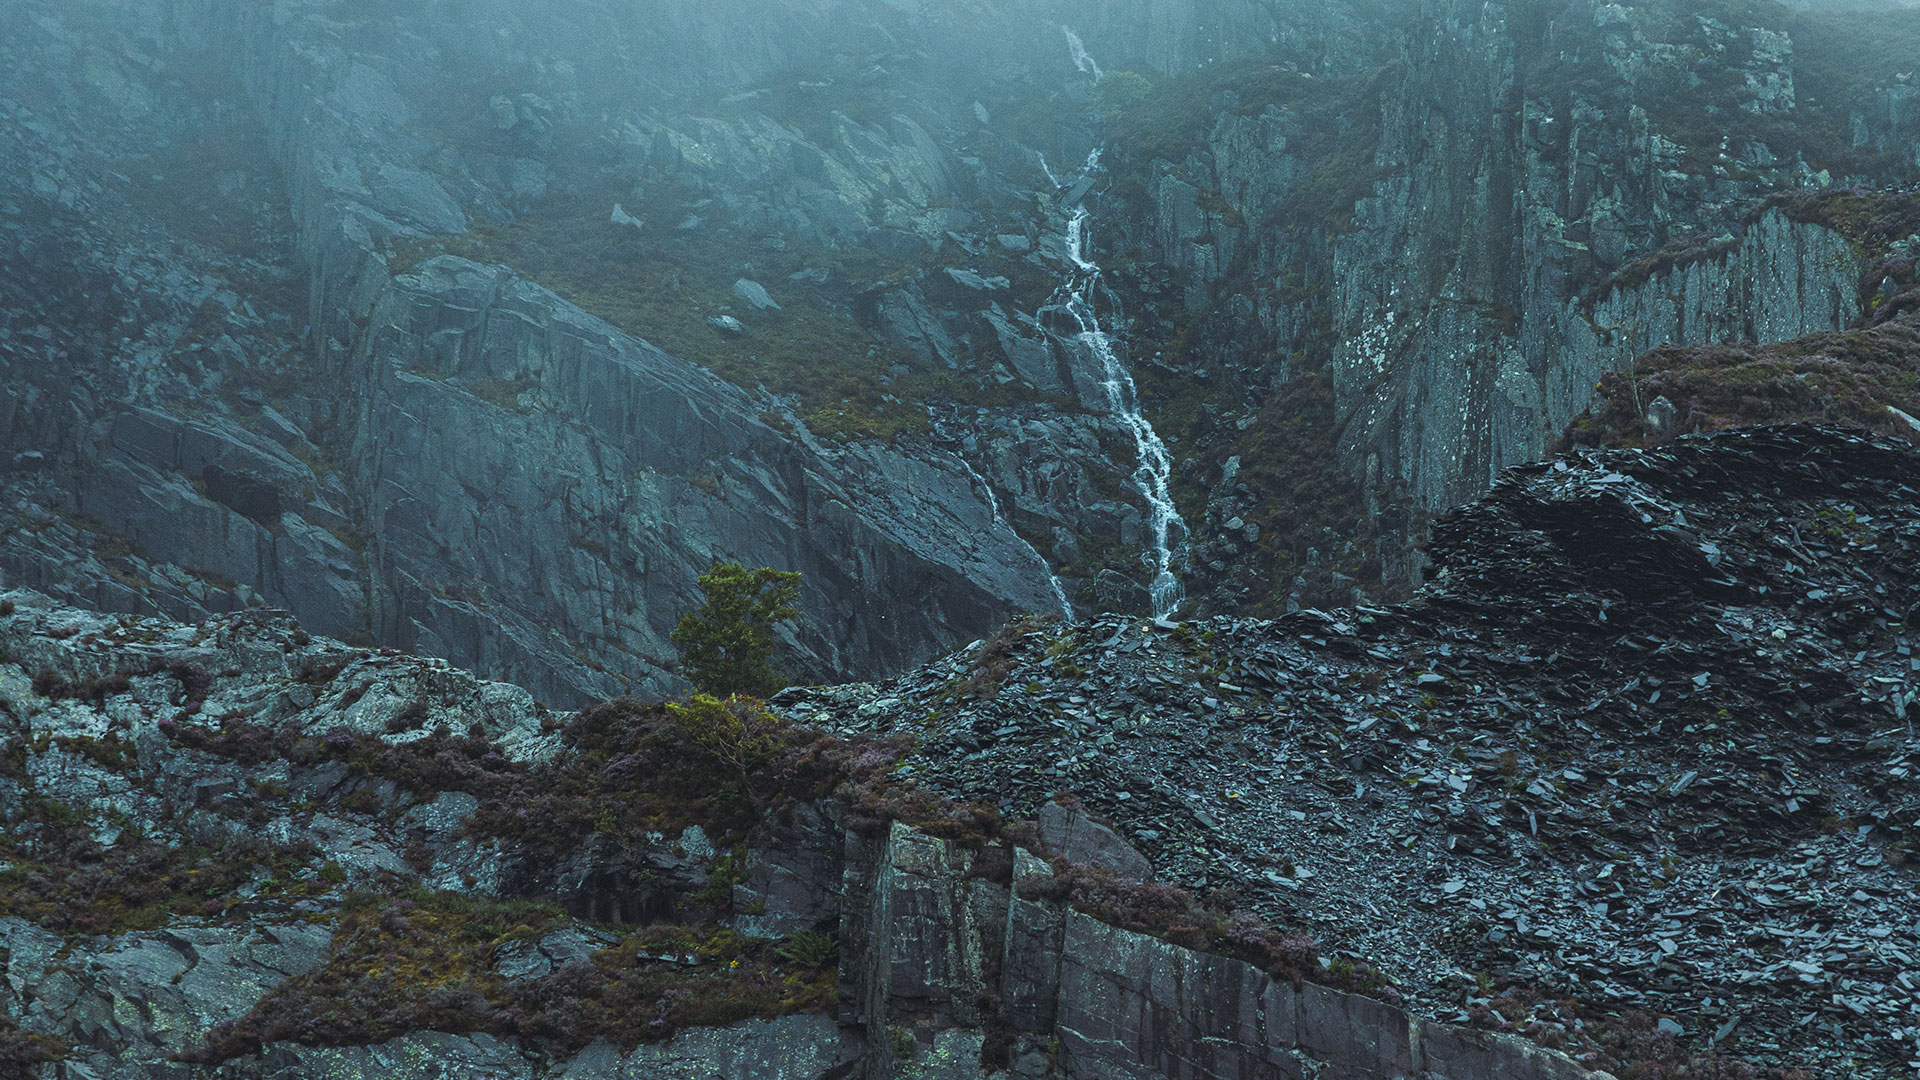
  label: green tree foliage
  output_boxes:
[1092,70,1153,124]
[670,561,802,698]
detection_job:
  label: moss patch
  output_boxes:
[1558,324,1920,451]
[0,1013,69,1072]
[0,799,325,935]
[185,889,837,1062]
[388,171,1054,442]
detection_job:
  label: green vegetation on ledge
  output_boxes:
[183,889,836,1063]
[388,171,1056,442]
[1559,323,1920,451]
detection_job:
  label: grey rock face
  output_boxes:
[1055,910,1362,1080]
[1036,801,1152,882]
[1001,849,1067,1034]
[733,278,782,312]
[732,802,845,938]
[347,255,1066,702]
[1335,203,1866,513]
[226,1032,539,1080]
[0,0,1138,704]
[2,914,334,1075]
[1112,0,1904,603]
[1323,2,1866,514]
[561,1015,848,1079]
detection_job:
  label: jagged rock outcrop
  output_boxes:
[10,0,1918,656]
[1105,0,1920,607]
[803,424,1920,1078]
[1,585,1616,1080]
[1542,206,1865,423]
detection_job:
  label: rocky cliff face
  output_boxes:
[802,424,1920,1078]
[1102,0,1920,607]
[0,0,1170,703]
[0,587,1607,1080]
[10,3,1920,1078]
[5,0,1920,719]
[5,424,1917,1079]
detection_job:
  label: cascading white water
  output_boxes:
[1036,152,1063,191]
[1051,153,1188,619]
[928,407,1075,621]
[1062,26,1103,80]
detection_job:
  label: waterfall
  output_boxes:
[929,407,1075,621]
[1062,26,1103,81]
[1036,152,1063,190]
[1051,154,1188,619]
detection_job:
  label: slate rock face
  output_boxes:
[1109,0,1917,608]
[7,0,1916,668]
[348,255,1068,703]
[801,425,1920,1079]
[0,583,1618,1080]
[1036,801,1152,882]
[0,0,1123,706]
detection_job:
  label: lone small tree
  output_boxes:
[670,561,803,698]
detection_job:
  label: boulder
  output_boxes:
[733,278,782,311]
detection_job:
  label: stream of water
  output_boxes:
[1062,26,1103,80]
[1051,152,1189,619]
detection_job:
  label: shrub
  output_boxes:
[1093,71,1153,124]
[665,695,789,778]
[31,670,132,706]
[771,930,837,968]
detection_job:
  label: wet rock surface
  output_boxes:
[1098,0,1920,608]
[11,0,1920,682]
[1,583,1611,1080]
[796,425,1920,1077]
[0,0,1218,704]
[8,0,1920,1072]
[6,424,1919,1078]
